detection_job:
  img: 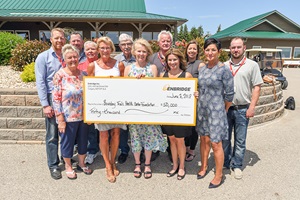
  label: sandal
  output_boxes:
[77,165,93,175]
[133,163,142,178]
[112,163,120,177]
[144,163,152,179]
[177,168,186,180]
[167,166,179,177]
[66,170,77,180]
[106,168,116,183]
[185,153,196,162]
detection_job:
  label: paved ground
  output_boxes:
[0,68,299,200]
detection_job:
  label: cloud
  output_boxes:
[197,15,221,19]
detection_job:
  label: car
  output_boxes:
[245,48,288,89]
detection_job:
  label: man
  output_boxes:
[114,33,136,164]
[149,30,173,76]
[35,28,66,180]
[149,30,173,161]
[81,41,100,165]
[223,37,263,179]
[70,32,86,64]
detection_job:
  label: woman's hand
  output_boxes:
[58,121,66,133]
[136,74,145,79]
[194,91,199,99]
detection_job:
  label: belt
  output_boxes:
[229,104,249,110]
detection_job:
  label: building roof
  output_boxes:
[212,10,300,40]
[0,0,187,24]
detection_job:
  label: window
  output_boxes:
[120,31,133,37]
[39,30,50,42]
[91,31,104,40]
[15,30,30,40]
[293,47,300,59]
[276,47,292,59]
[142,32,160,40]
[106,31,118,44]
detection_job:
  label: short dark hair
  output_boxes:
[204,38,221,50]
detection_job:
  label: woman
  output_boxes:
[184,40,203,162]
[52,44,92,180]
[78,41,98,73]
[124,38,168,179]
[161,48,193,180]
[87,36,126,183]
[196,38,234,188]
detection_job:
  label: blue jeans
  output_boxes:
[119,127,130,154]
[87,124,99,154]
[45,93,59,170]
[223,108,249,169]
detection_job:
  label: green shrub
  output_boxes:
[0,32,25,65]
[10,40,49,71]
[20,62,36,82]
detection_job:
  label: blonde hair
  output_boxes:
[50,28,65,38]
[96,36,115,52]
[131,38,153,62]
[62,44,79,60]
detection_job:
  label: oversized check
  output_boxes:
[84,77,197,126]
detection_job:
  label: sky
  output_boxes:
[145,0,300,35]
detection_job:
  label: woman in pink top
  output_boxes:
[87,36,126,183]
[77,41,99,73]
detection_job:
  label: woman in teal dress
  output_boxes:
[124,38,168,179]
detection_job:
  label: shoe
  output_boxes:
[85,153,97,165]
[232,168,243,179]
[106,168,116,183]
[76,165,93,175]
[112,163,120,177]
[66,170,77,180]
[140,152,145,163]
[50,168,62,180]
[185,153,196,162]
[144,163,152,179]
[177,168,186,180]
[197,166,208,179]
[208,176,225,189]
[167,167,179,177]
[151,151,160,162]
[133,163,142,178]
[118,153,128,164]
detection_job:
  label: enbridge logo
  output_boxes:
[162,84,191,91]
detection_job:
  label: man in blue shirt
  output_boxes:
[114,33,136,164]
[35,28,66,180]
[70,32,86,64]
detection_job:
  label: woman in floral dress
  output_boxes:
[124,38,168,179]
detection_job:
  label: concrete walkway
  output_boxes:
[0,68,299,200]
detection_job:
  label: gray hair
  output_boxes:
[70,31,83,40]
[157,30,173,42]
[62,44,79,60]
[119,33,133,43]
[84,41,97,50]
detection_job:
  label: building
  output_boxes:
[212,10,300,61]
[0,0,186,47]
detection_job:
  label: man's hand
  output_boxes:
[246,107,255,118]
[43,106,54,118]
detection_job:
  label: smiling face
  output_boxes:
[50,30,66,52]
[158,33,172,52]
[204,44,220,63]
[167,54,180,71]
[134,44,148,63]
[187,43,198,60]
[65,51,79,70]
[98,42,111,58]
[70,34,83,51]
[84,43,98,60]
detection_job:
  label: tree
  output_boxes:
[190,26,200,40]
[197,25,204,38]
[177,25,184,41]
[216,24,222,33]
[183,24,190,41]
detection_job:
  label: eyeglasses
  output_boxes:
[99,47,111,51]
[120,43,133,47]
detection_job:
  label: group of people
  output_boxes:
[35,28,263,188]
